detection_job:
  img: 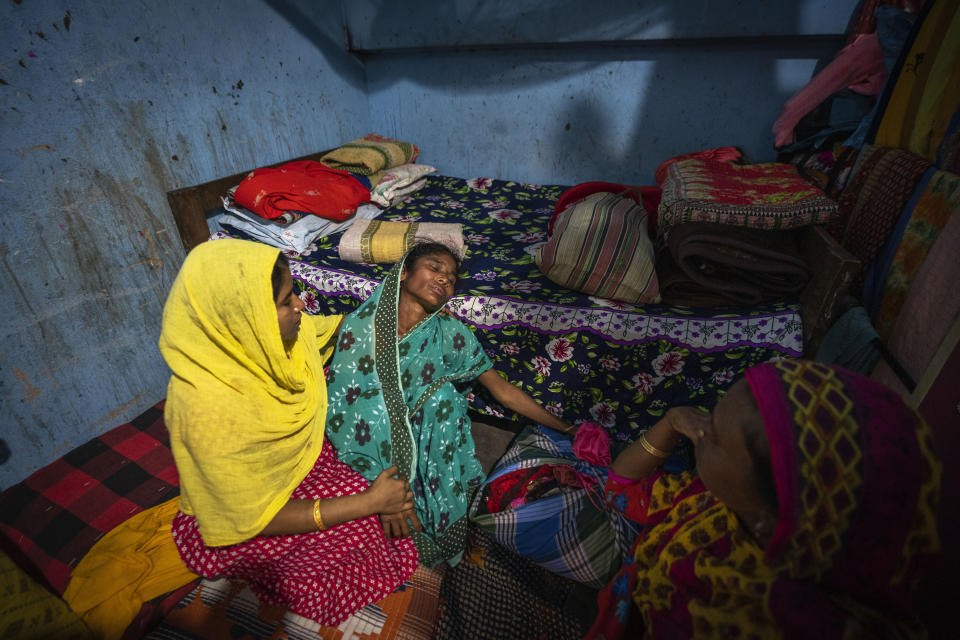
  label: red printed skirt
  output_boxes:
[172,440,419,626]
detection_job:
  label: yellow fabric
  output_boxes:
[338,219,466,263]
[319,134,417,176]
[159,238,343,546]
[61,498,196,640]
[1,550,92,640]
[876,0,960,159]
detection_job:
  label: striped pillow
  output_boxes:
[535,192,660,305]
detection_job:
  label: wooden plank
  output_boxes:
[799,225,860,358]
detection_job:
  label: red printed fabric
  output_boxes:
[171,440,418,627]
[658,159,838,231]
[233,160,370,221]
[653,146,743,185]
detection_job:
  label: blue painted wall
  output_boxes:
[0,0,368,489]
[359,0,859,184]
[0,0,858,488]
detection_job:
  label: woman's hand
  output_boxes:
[665,407,711,443]
[367,465,415,514]
[380,509,423,538]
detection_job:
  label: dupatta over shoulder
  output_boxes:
[159,239,341,546]
[325,253,493,566]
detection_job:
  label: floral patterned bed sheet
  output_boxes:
[217,175,802,445]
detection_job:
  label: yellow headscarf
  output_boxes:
[159,239,340,546]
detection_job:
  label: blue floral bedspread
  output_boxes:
[217,175,802,444]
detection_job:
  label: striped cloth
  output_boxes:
[337,219,465,263]
[468,425,633,589]
[832,144,933,285]
[320,133,420,177]
[535,192,659,305]
[872,0,960,173]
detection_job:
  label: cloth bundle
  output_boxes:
[658,159,838,232]
[658,222,809,306]
[469,425,632,589]
[320,133,420,179]
[338,219,465,263]
[370,163,436,207]
[232,160,369,222]
[536,192,660,306]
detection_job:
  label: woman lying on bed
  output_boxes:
[587,359,942,639]
[159,238,418,627]
[324,241,574,567]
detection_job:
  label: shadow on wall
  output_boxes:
[263,0,366,90]
[279,0,846,183]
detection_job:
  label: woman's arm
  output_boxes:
[611,407,709,481]
[259,465,413,536]
[478,368,575,434]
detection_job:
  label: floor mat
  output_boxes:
[145,564,442,640]
[435,526,599,640]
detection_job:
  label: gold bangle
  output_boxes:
[312,498,327,531]
[639,432,670,459]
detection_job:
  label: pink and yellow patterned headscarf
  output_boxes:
[591,360,941,639]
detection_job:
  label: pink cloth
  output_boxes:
[572,421,612,466]
[172,440,418,627]
[773,33,885,148]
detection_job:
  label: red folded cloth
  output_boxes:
[233,160,370,221]
[654,146,743,185]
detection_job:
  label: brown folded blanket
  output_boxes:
[658,222,810,306]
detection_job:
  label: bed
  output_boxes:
[168,151,856,448]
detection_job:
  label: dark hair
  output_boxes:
[271,253,290,302]
[403,241,462,276]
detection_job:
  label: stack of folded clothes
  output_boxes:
[215,134,434,255]
[655,154,836,305]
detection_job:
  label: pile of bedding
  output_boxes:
[215,133,436,255]
[216,168,805,446]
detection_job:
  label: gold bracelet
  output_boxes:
[639,432,670,459]
[312,498,327,531]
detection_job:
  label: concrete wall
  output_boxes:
[359,0,858,184]
[0,0,368,489]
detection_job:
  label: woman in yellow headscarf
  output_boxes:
[159,238,418,626]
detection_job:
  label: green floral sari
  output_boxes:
[324,256,493,567]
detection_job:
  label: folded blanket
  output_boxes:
[232,160,369,221]
[321,133,420,176]
[338,219,465,263]
[658,223,809,306]
[370,163,436,207]
[658,159,838,232]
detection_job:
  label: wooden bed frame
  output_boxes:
[166,156,858,358]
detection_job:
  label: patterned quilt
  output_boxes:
[218,175,803,444]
